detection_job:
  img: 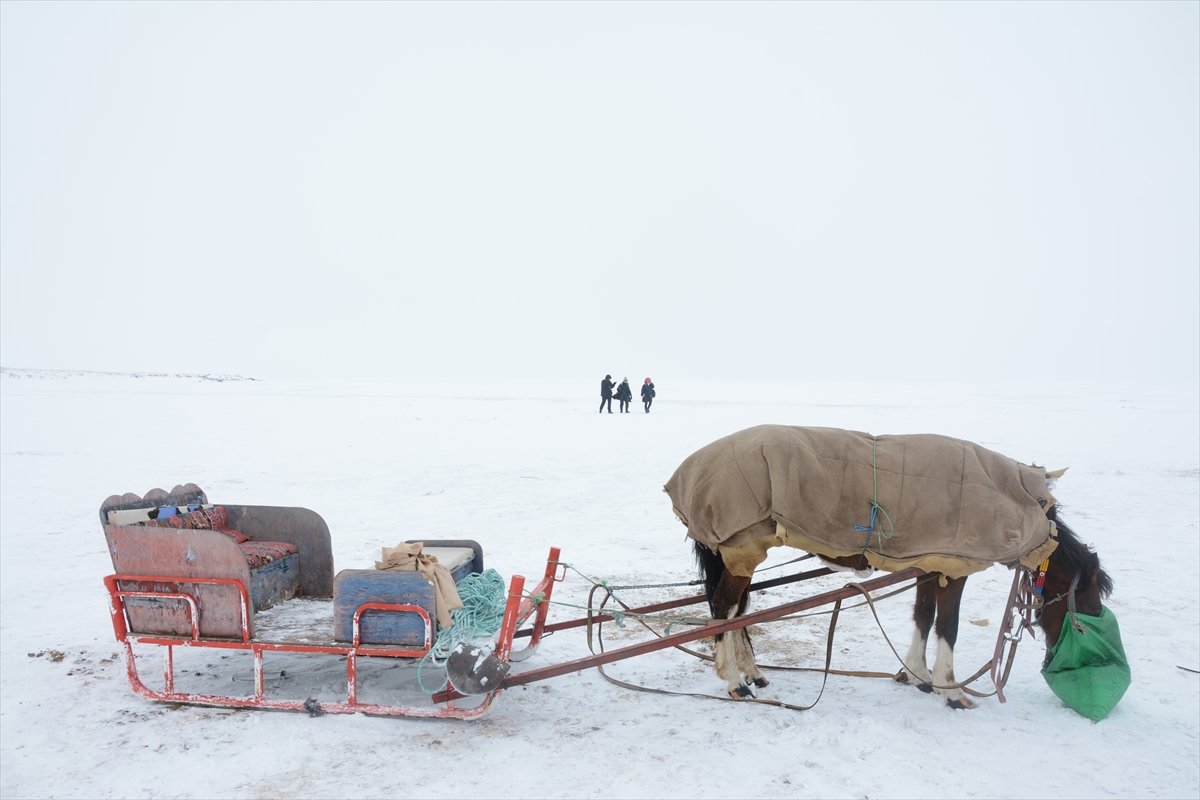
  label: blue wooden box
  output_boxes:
[250,553,301,612]
[332,540,482,645]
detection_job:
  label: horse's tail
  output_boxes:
[693,539,725,611]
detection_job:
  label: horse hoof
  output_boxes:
[946,697,976,710]
[752,677,769,688]
[895,670,934,692]
[729,685,755,699]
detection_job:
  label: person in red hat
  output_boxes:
[641,377,656,413]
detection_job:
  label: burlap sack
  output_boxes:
[376,542,464,628]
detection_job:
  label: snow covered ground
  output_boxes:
[1,372,1197,799]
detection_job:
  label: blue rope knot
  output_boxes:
[855,502,894,555]
[853,436,896,556]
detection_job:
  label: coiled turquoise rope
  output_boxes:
[417,568,507,693]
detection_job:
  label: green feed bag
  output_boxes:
[1041,606,1131,722]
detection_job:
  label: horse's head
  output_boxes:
[1036,506,1114,648]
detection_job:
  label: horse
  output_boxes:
[666,425,1114,709]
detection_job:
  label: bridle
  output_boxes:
[1033,563,1087,635]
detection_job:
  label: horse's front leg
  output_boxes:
[895,574,936,690]
[710,572,755,698]
[731,587,768,690]
[931,575,976,709]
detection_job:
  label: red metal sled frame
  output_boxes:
[104,547,563,719]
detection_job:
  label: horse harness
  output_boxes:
[1036,570,1088,635]
[583,561,1072,712]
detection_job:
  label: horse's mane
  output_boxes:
[1046,505,1114,598]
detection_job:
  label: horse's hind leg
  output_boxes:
[931,575,975,709]
[731,589,768,690]
[710,572,755,698]
[895,574,936,690]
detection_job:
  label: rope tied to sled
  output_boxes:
[417,568,508,693]
[854,435,895,556]
[536,562,700,629]
[531,555,819,630]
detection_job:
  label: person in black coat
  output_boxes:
[615,378,634,413]
[599,374,616,413]
[641,378,656,413]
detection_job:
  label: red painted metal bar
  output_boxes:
[120,636,430,657]
[494,575,526,662]
[111,589,201,640]
[512,566,836,639]
[500,546,563,660]
[352,603,432,651]
[522,546,562,650]
[253,646,264,698]
[115,637,498,719]
[164,646,174,693]
[348,603,432,704]
[499,569,922,690]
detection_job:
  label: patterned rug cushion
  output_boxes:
[239,541,299,570]
[138,505,230,532]
[134,505,291,569]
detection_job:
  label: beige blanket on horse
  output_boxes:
[664,425,1059,578]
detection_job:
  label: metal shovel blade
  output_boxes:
[446,643,510,695]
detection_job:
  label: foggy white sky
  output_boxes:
[1,2,1197,383]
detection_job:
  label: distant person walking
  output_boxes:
[641,378,656,413]
[599,374,616,414]
[615,378,633,413]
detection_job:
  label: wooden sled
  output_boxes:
[100,484,560,719]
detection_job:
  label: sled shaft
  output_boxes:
[500,569,921,690]
[513,566,836,638]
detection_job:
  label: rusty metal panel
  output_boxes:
[104,525,254,639]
